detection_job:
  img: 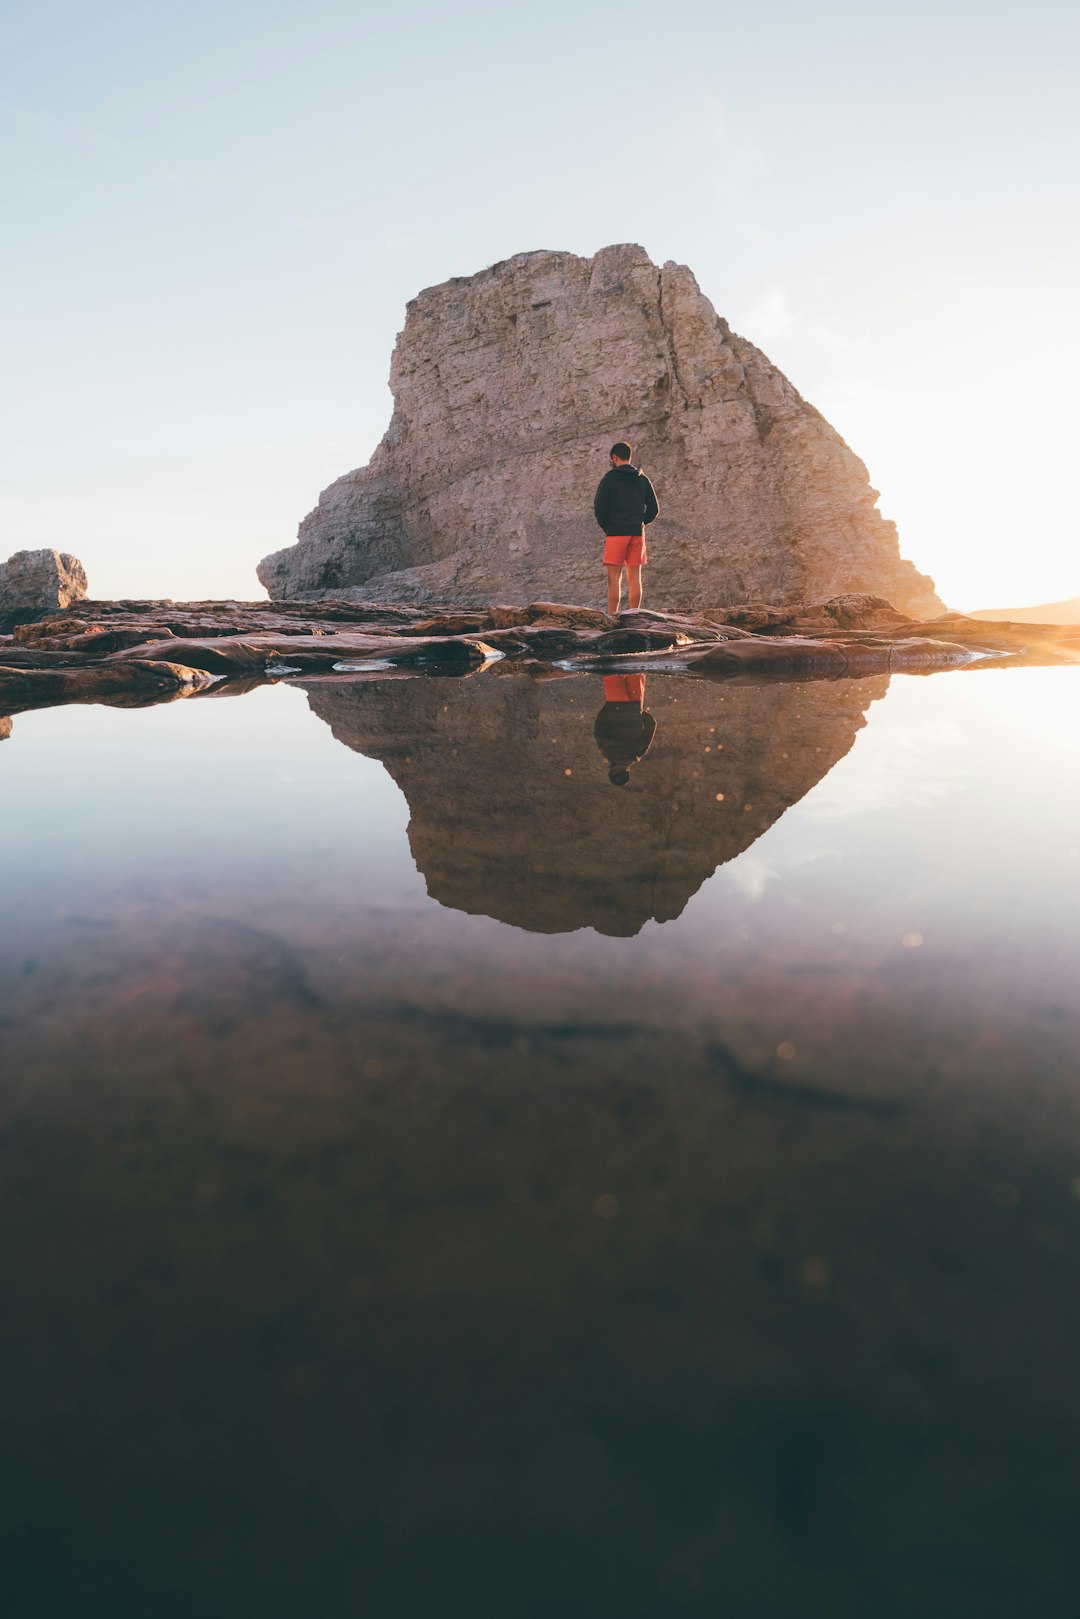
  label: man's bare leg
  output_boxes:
[605,563,624,616]
[626,565,643,611]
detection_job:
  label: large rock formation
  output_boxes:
[0,548,87,628]
[302,671,888,936]
[259,245,941,615]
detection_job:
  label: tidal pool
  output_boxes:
[2,664,1079,1617]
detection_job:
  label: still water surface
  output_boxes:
[2,665,1079,1616]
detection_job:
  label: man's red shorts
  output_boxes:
[603,674,646,704]
[603,534,648,567]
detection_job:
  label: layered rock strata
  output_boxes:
[258,245,942,615]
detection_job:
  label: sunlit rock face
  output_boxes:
[0,548,87,627]
[259,244,941,616]
[303,671,889,936]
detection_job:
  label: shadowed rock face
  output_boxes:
[303,671,889,936]
[259,244,942,616]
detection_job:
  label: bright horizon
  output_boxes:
[3,0,1077,612]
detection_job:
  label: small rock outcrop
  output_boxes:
[0,549,87,627]
[259,244,942,616]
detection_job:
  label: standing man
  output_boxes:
[593,442,659,616]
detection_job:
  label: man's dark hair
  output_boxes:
[609,766,632,787]
[610,442,632,462]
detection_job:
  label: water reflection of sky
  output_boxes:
[1,683,413,905]
[699,665,1080,940]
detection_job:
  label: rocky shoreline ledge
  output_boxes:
[2,593,1079,719]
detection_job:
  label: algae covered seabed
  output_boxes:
[2,659,1080,1617]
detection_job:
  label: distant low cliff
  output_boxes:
[258,244,942,616]
[970,595,1080,625]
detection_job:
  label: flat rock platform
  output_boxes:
[2,593,1078,717]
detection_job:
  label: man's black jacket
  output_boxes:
[594,703,657,767]
[594,464,659,537]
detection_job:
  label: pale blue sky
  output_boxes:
[2,0,1076,606]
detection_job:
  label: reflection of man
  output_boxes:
[593,442,659,616]
[593,674,657,786]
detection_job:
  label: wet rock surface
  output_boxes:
[2,593,1077,716]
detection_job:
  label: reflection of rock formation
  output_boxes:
[303,671,888,936]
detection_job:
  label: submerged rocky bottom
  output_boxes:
[1,662,1079,1617]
